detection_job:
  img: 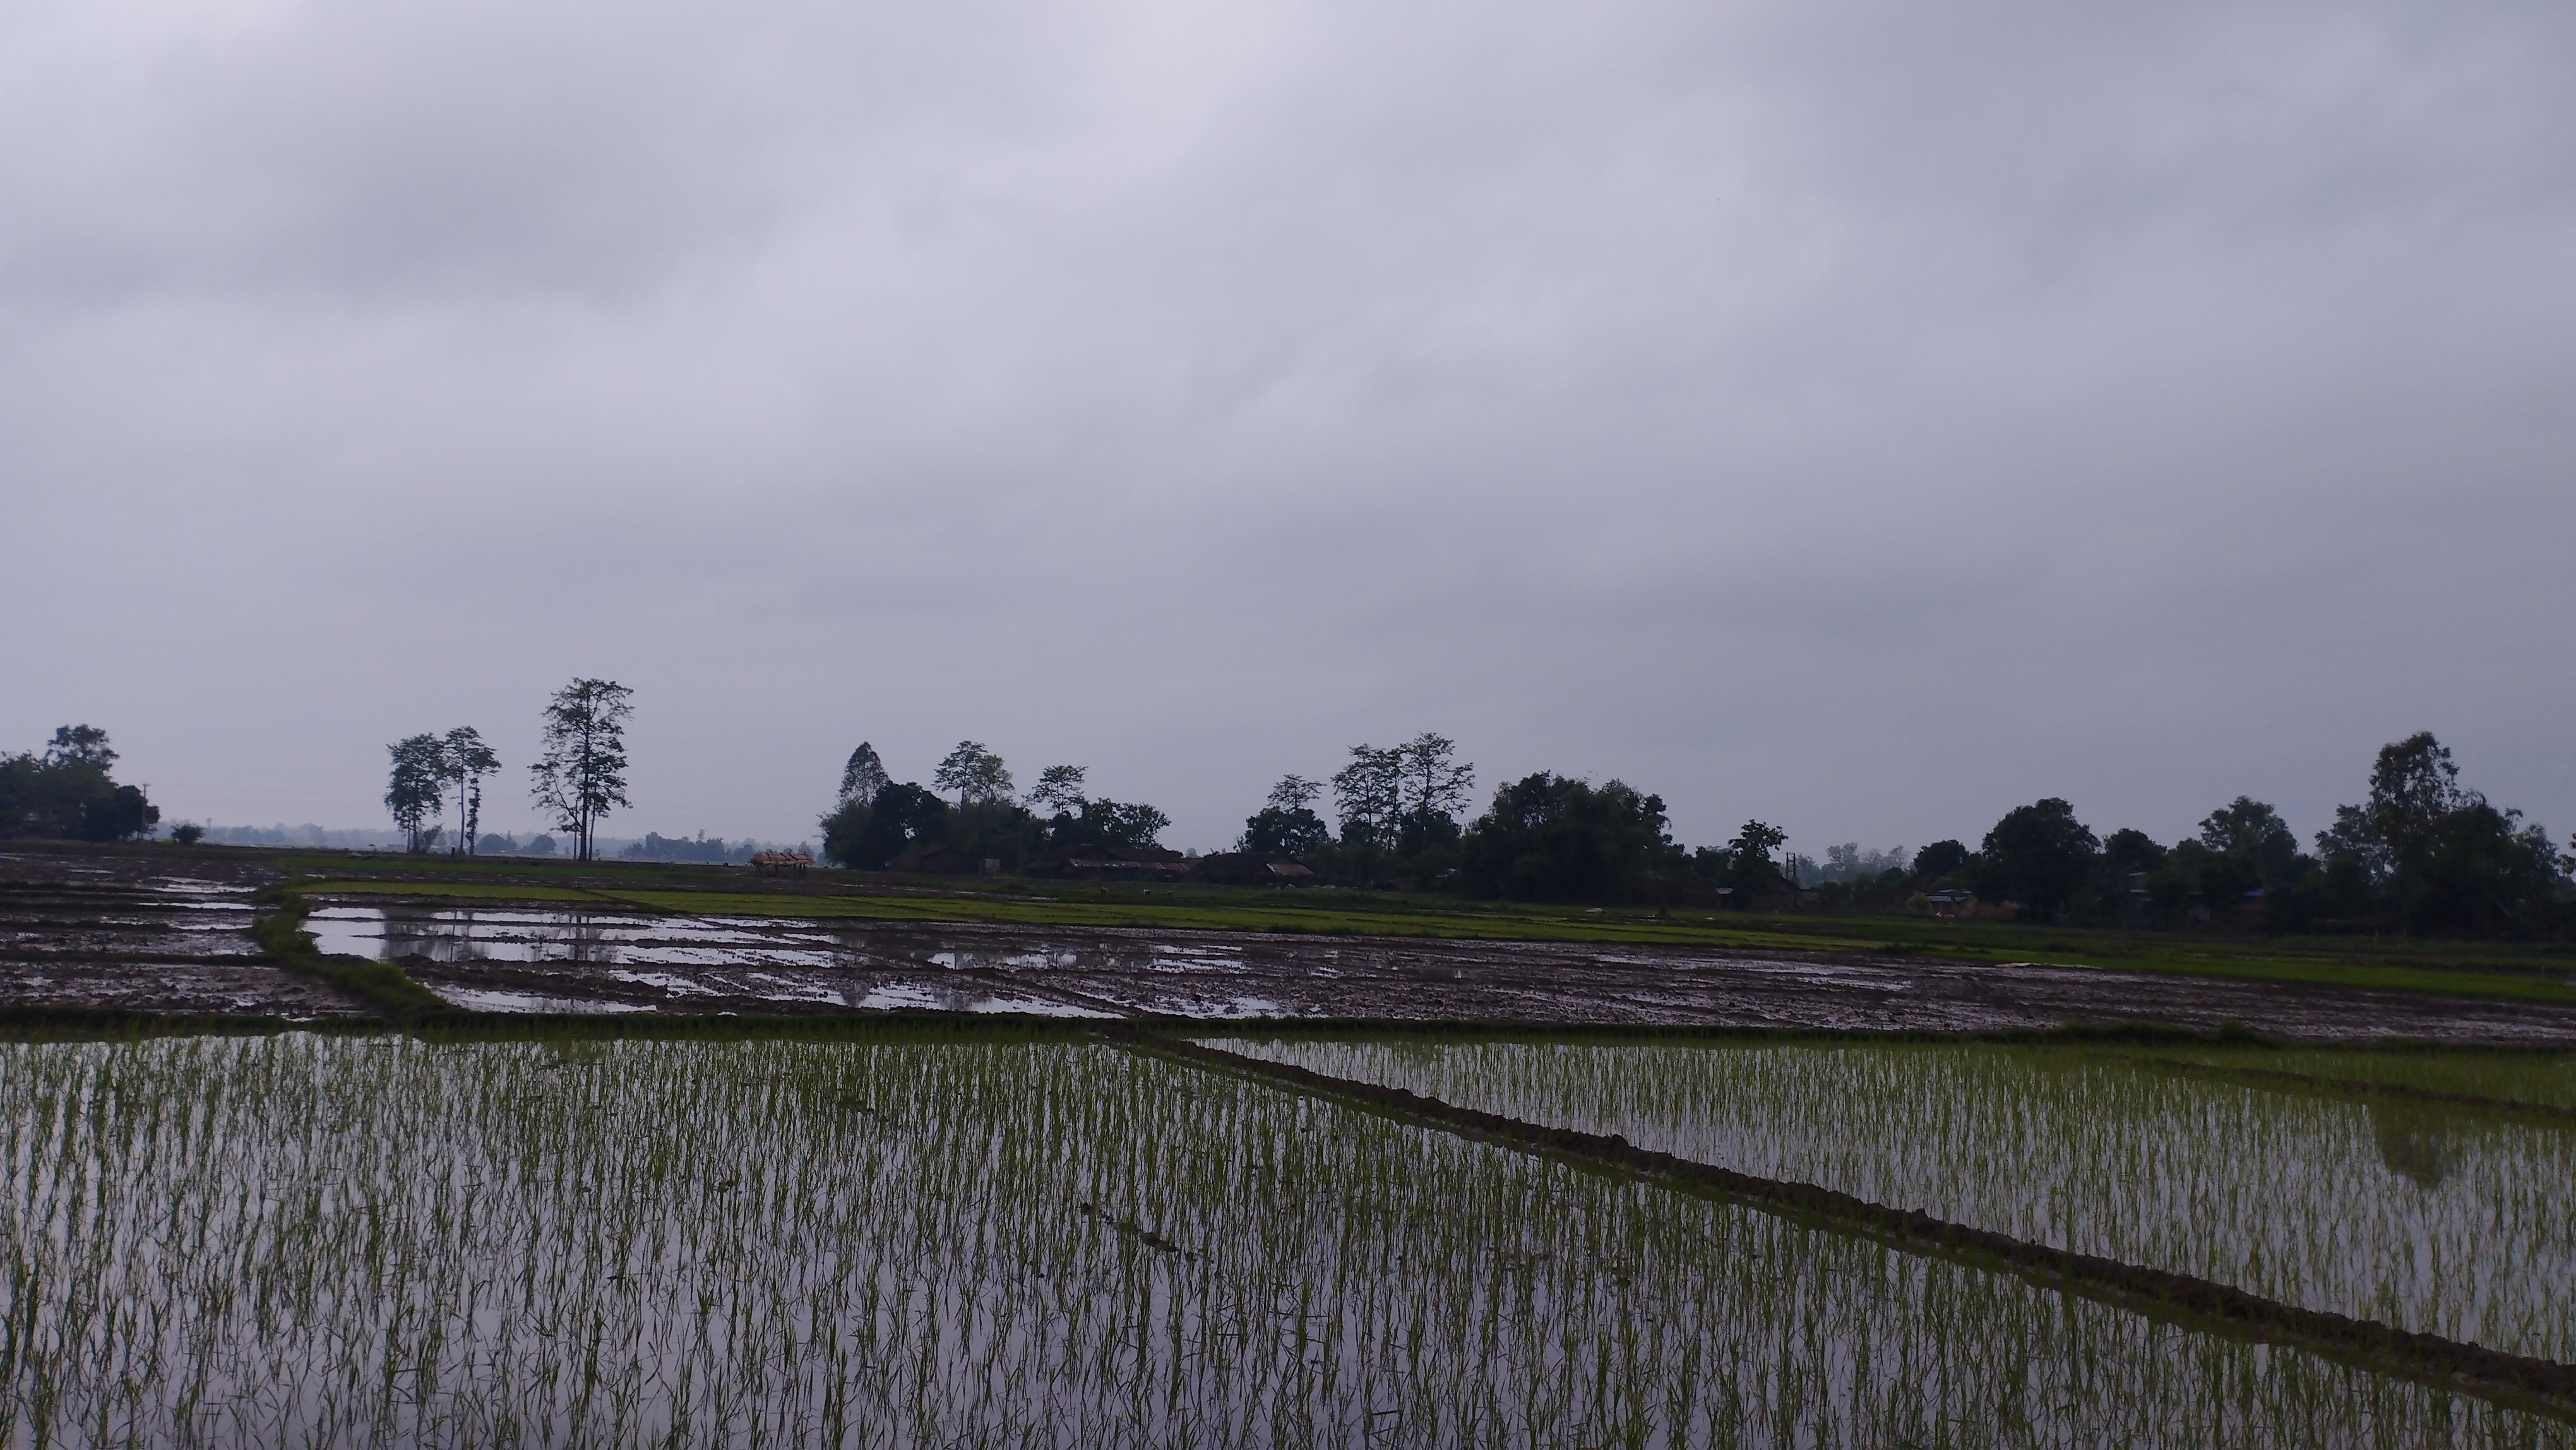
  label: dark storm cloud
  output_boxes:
[5,0,2572,853]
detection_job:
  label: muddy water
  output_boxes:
[304,901,2576,1040]
[9,847,2576,1038]
[0,874,364,1017]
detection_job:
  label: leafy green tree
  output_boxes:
[386,733,448,853]
[1458,773,1676,902]
[1725,820,1789,899]
[819,741,893,863]
[44,726,115,769]
[528,679,633,861]
[1027,765,1088,817]
[1910,839,1972,884]
[2308,732,2573,935]
[841,782,950,868]
[2198,796,2303,889]
[1066,798,1170,850]
[79,784,158,842]
[1978,798,2099,918]
[933,741,1013,805]
[1331,746,1402,851]
[1392,733,1474,855]
[170,823,205,847]
[838,743,890,809]
[1329,735,1472,880]
[1,726,158,841]
[2100,829,2165,877]
[441,727,499,856]
[1241,774,1332,857]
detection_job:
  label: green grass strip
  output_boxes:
[249,890,452,1020]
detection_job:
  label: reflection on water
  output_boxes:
[300,905,1132,1017]
[386,906,628,965]
[2368,1099,2469,1189]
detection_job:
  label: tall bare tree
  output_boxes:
[528,679,633,861]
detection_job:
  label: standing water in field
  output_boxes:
[1220,1038,2576,1363]
[0,1033,2566,1448]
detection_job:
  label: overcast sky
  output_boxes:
[6,0,2572,855]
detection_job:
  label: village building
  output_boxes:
[1025,844,1191,882]
[1190,851,1317,887]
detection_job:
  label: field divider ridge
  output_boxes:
[1099,1025,2576,1423]
[248,889,453,1021]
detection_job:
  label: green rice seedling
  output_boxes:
[2150,1046,2576,1111]
[0,1033,2563,1446]
[1219,1036,2576,1363]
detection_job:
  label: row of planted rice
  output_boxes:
[3,1033,2561,1448]
[2145,1045,2576,1110]
[1217,1037,2576,1364]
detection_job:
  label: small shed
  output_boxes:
[1027,844,1192,882]
[1191,852,1317,887]
[890,844,980,875]
[751,851,814,878]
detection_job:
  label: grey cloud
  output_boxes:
[4,0,2570,854]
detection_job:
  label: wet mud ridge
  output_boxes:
[1117,1029,2576,1422]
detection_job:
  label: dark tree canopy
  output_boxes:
[1026,764,1087,816]
[1979,798,2099,918]
[528,678,633,861]
[933,741,1013,805]
[1718,820,1789,899]
[1240,773,1332,857]
[1331,745,1402,851]
[2309,733,2568,935]
[1458,773,1674,903]
[2197,796,2302,889]
[839,782,950,869]
[385,733,448,853]
[838,743,891,809]
[1066,798,1170,850]
[44,725,116,769]
[441,726,499,857]
[1911,839,1972,883]
[1,726,158,842]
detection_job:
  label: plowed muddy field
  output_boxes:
[7,848,2575,1041]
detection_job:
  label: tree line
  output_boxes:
[383,678,633,860]
[816,742,1173,872]
[12,698,2567,937]
[1915,733,2573,936]
[816,728,2572,937]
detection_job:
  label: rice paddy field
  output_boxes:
[1,1028,2570,1447]
[1221,1038,2576,1364]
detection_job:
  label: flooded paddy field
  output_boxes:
[0,872,362,1018]
[6,848,2576,1039]
[305,901,2576,1039]
[1220,1037,2576,1362]
[3,1030,2568,1448]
